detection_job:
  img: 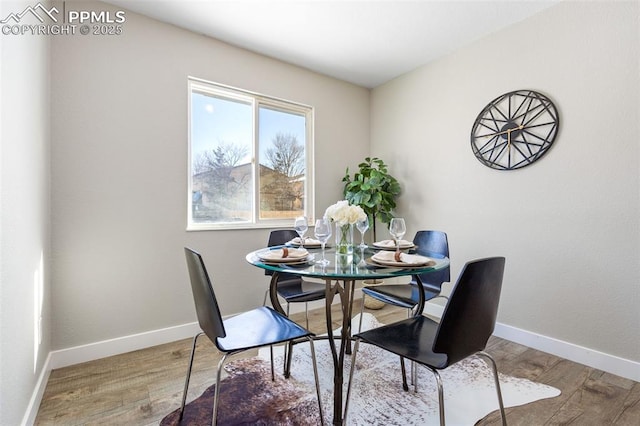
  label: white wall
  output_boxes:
[0,1,52,424]
[371,1,639,362]
[50,1,370,350]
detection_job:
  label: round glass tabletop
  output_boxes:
[246,245,450,280]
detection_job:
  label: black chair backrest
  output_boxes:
[412,230,451,289]
[268,229,299,247]
[184,247,226,343]
[265,229,300,280]
[433,257,506,366]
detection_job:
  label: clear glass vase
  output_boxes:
[335,223,354,258]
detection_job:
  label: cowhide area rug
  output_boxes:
[161,313,560,425]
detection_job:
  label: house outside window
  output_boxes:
[188,78,314,230]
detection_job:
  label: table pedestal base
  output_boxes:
[323,278,356,425]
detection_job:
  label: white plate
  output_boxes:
[370,251,434,267]
[258,248,309,263]
[373,239,415,250]
[262,254,316,266]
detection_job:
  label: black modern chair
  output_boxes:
[358,230,450,332]
[262,229,327,328]
[345,257,507,426]
[181,247,324,425]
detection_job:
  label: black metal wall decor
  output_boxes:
[470,90,559,170]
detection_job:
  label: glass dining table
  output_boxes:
[246,245,450,425]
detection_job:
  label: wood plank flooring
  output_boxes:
[35,300,640,425]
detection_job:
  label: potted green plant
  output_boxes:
[342,157,401,242]
[343,157,401,309]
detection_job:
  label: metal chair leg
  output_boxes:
[212,353,229,426]
[179,331,204,421]
[343,338,360,423]
[284,340,294,378]
[270,346,275,381]
[400,357,409,391]
[428,368,445,426]
[282,303,291,376]
[304,302,310,329]
[308,337,324,425]
[407,307,418,390]
[478,351,507,425]
[358,297,365,332]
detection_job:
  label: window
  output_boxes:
[188,78,314,230]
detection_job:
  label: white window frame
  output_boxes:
[187,77,315,231]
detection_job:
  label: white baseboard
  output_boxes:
[49,321,203,369]
[21,353,52,426]
[26,294,639,425]
[419,301,640,382]
[493,322,640,382]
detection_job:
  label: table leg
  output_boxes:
[268,273,285,315]
[323,278,356,425]
[323,279,340,424]
[273,273,357,425]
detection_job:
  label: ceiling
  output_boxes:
[103,0,559,88]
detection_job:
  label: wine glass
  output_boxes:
[357,245,367,267]
[389,217,406,256]
[356,216,369,248]
[314,218,332,265]
[294,216,308,246]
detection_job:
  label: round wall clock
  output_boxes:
[470,90,559,170]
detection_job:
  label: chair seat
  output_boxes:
[218,306,312,352]
[277,279,326,303]
[355,315,448,369]
[362,283,441,309]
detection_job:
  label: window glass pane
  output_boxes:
[191,91,253,224]
[258,106,306,220]
[188,78,313,230]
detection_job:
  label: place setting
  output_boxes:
[371,217,414,250]
[368,250,436,268]
[286,215,327,248]
[286,237,324,248]
[256,247,314,266]
[372,217,415,250]
[372,239,414,250]
[257,215,332,266]
[372,240,415,250]
[367,217,432,268]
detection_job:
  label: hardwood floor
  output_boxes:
[36,300,640,425]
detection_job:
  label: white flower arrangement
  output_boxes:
[324,200,367,226]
